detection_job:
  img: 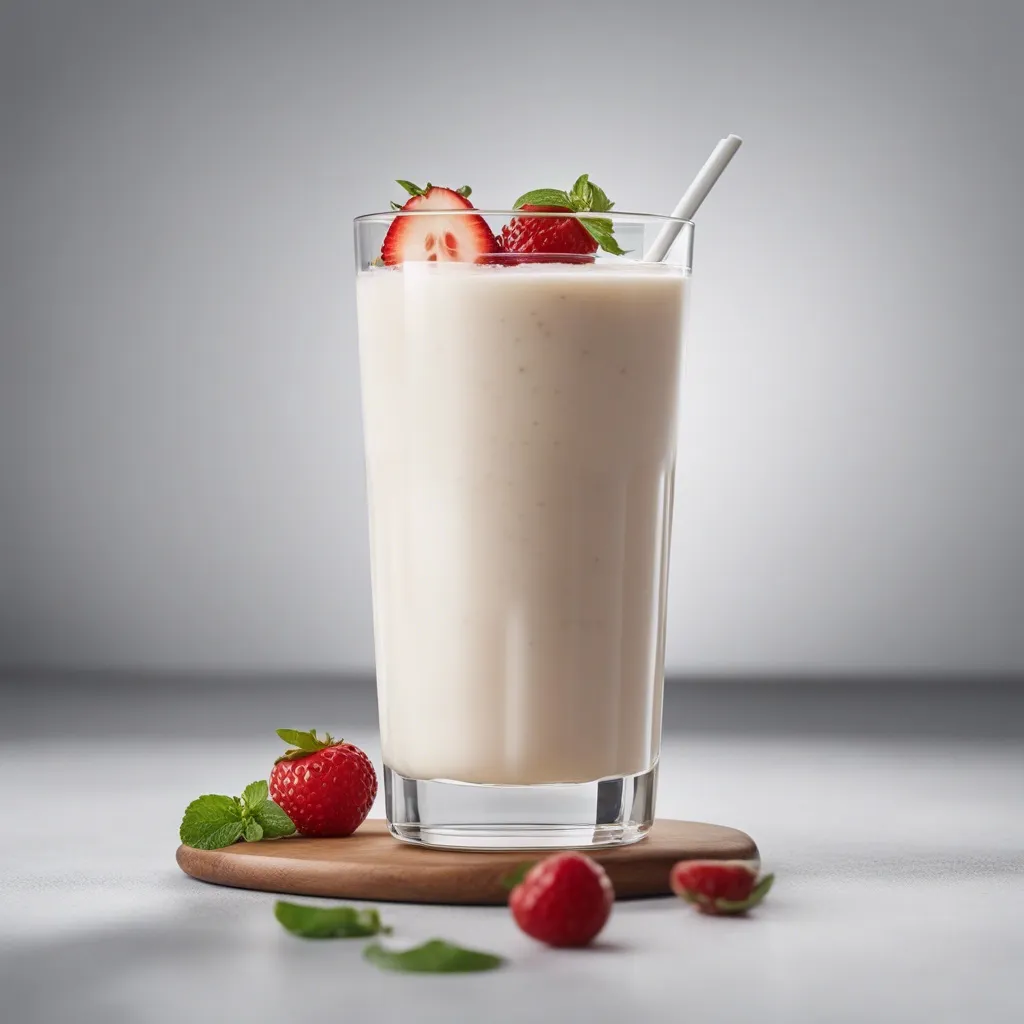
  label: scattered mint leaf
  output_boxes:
[513,188,572,210]
[241,780,268,812]
[180,794,244,850]
[244,818,264,843]
[364,939,504,974]
[500,862,535,891]
[252,799,296,839]
[275,901,392,939]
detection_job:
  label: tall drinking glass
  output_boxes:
[354,210,693,850]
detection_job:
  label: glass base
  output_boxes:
[383,761,658,851]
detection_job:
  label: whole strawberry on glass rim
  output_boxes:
[497,174,628,261]
[269,729,377,838]
[670,860,774,916]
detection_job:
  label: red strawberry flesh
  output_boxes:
[381,185,497,265]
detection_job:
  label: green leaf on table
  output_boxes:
[243,818,264,843]
[252,799,296,839]
[274,901,392,939]
[179,794,245,850]
[363,938,504,974]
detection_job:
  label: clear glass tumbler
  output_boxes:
[354,210,693,850]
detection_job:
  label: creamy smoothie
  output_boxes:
[357,262,686,785]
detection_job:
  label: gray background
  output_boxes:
[2,0,1022,676]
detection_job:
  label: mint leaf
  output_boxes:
[180,782,294,849]
[275,901,392,939]
[180,794,245,850]
[585,180,614,213]
[580,216,628,256]
[569,173,593,209]
[513,188,572,210]
[364,939,504,974]
[252,799,296,839]
[241,780,268,812]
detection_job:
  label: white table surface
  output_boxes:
[2,683,1023,1023]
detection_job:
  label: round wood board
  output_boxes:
[176,819,758,905]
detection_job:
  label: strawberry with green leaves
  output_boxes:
[498,174,627,260]
[270,728,377,837]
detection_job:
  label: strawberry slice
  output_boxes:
[381,180,498,265]
[669,860,775,916]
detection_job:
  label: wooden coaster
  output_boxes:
[176,819,757,905]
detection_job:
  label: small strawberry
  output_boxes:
[508,852,614,948]
[498,174,627,260]
[669,860,774,915]
[381,180,498,265]
[269,729,377,838]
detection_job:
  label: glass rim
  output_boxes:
[354,209,693,226]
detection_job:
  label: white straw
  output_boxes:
[643,134,743,262]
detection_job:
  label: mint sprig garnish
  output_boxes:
[363,939,504,974]
[513,173,628,256]
[179,779,295,850]
[274,901,392,939]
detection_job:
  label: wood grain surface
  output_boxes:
[176,819,758,905]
